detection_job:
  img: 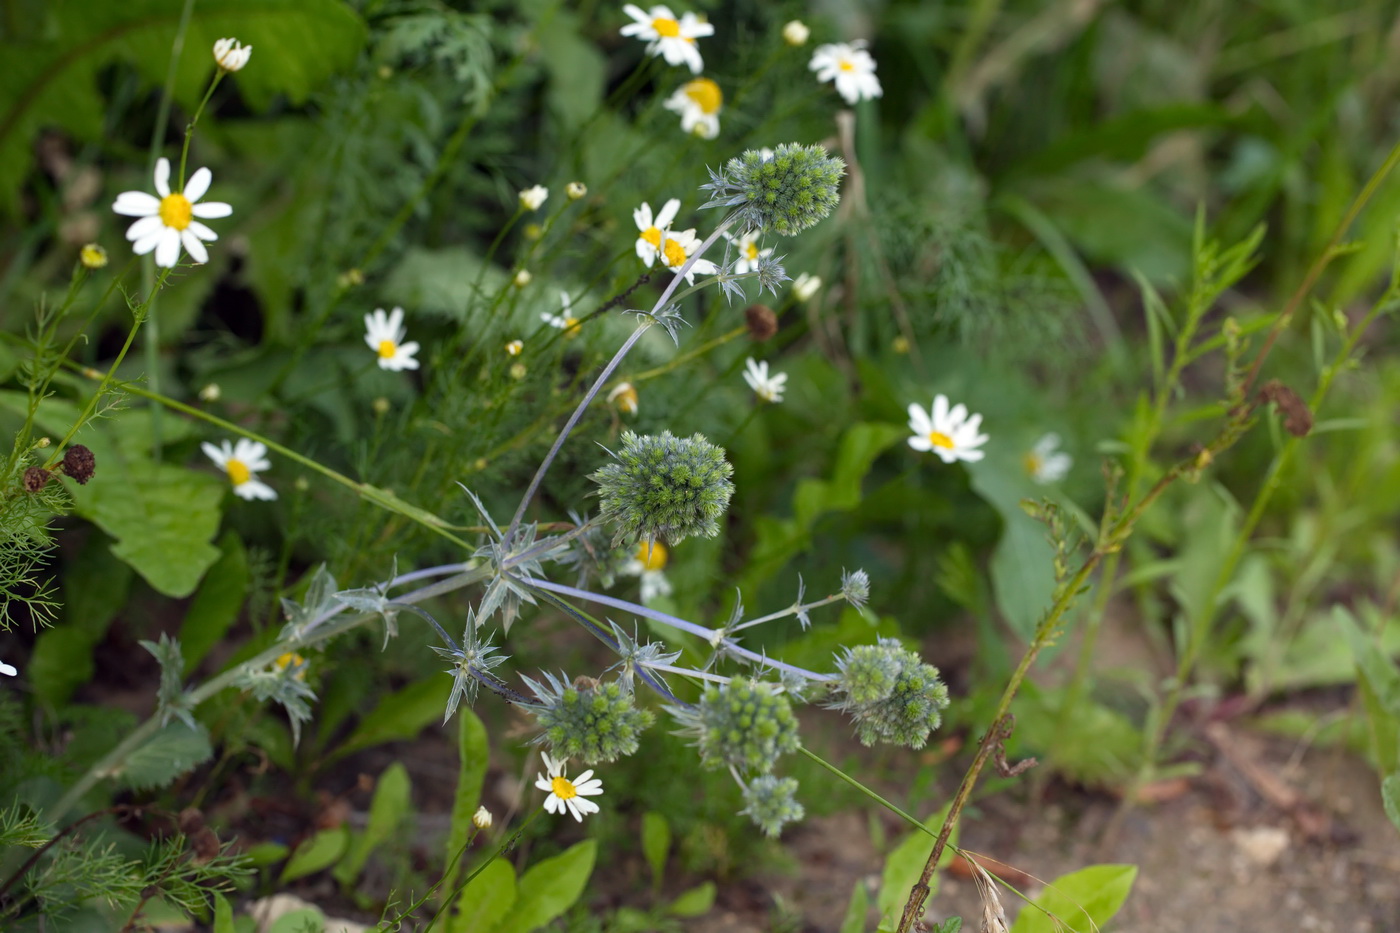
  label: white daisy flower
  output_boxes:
[792,273,822,300]
[726,229,773,275]
[112,157,232,268]
[0,659,16,677]
[1025,432,1072,484]
[201,438,277,501]
[907,394,988,464]
[212,37,252,72]
[519,185,548,211]
[620,4,714,74]
[633,198,681,267]
[505,339,524,356]
[743,358,787,403]
[535,752,604,822]
[623,540,673,604]
[664,77,723,139]
[782,21,810,46]
[658,227,719,284]
[607,382,640,415]
[363,307,421,371]
[542,292,582,338]
[809,41,883,105]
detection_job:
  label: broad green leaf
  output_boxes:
[537,9,605,132]
[181,531,249,673]
[212,894,235,933]
[493,839,597,933]
[1339,606,1400,773]
[451,858,516,933]
[115,720,212,791]
[1008,864,1137,933]
[279,827,350,884]
[969,458,1055,641]
[334,762,411,885]
[0,0,367,214]
[441,707,490,897]
[641,811,671,889]
[330,676,452,761]
[839,879,869,933]
[267,908,325,933]
[31,533,133,706]
[666,881,715,918]
[876,808,956,932]
[241,841,290,868]
[1383,774,1400,836]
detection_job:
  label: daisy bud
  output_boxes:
[80,243,108,269]
[792,273,822,301]
[781,20,810,46]
[198,383,221,402]
[472,805,493,829]
[23,467,51,493]
[337,268,365,288]
[513,269,532,288]
[372,397,391,415]
[60,444,96,485]
[510,362,527,380]
[212,37,252,72]
[828,638,949,749]
[36,437,50,449]
[591,430,734,546]
[701,143,845,237]
[745,304,778,341]
[607,382,639,416]
[526,673,654,765]
[741,775,805,836]
[518,185,548,211]
[566,181,587,200]
[524,223,544,241]
[892,335,910,354]
[677,678,800,774]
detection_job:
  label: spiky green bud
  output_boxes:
[591,430,734,546]
[525,672,654,764]
[676,677,800,774]
[829,638,949,748]
[741,775,805,837]
[701,143,845,236]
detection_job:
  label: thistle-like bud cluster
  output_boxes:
[702,143,845,236]
[591,430,734,546]
[525,671,654,764]
[741,775,805,837]
[677,677,800,773]
[829,638,950,748]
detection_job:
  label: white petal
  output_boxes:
[535,775,553,792]
[234,477,277,501]
[154,158,172,197]
[907,403,932,434]
[931,395,949,429]
[154,231,181,268]
[191,201,233,219]
[124,215,165,242]
[201,441,227,467]
[0,659,16,677]
[131,230,164,256]
[181,230,209,264]
[908,436,933,452]
[655,198,680,229]
[183,167,212,203]
[187,221,219,242]
[113,191,161,216]
[386,306,405,335]
[632,202,653,231]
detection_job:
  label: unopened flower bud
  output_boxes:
[213,38,252,72]
[524,223,543,242]
[198,383,221,402]
[566,181,587,200]
[80,243,108,269]
[61,444,96,484]
[829,638,949,748]
[781,20,810,46]
[36,437,51,449]
[607,382,639,415]
[518,185,548,212]
[527,673,653,764]
[678,678,799,774]
[509,362,527,380]
[372,397,391,415]
[513,269,532,288]
[472,805,493,829]
[591,430,734,546]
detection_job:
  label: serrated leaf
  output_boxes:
[115,720,212,791]
[493,839,596,933]
[0,0,367,214]
[441,707,489,897]
[279,827,349,884]
[641,811,670,889]
[1008,864,1137,933]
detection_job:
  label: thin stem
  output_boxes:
[730,594,842,633]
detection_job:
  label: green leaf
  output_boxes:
[1008,864,1137,933]
[30,533,133,706]
[0,0,367,214]
[839,879,869,933]
[641,811,671,889]
[1383,774,1400,836]
[241,841,290,868]
[537,9,605,131]
[333,762,411,886]
[330,676,452,761]
[1338,606,1400,774]
[968,458,1055,641]
[115,720,212,791]
[279,827,350,884]
[441,707,490,897]
[451,858,516,933]
[181,531,249,673]
[666,881,715,918]
[876,808,956,932]
[212,893,235,933]
[493,839,597,933]
[267,908,325,933]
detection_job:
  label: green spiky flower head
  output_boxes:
[526,672,654,764]
[591,430,734,546]
[701,143,845,236]
[677,677,800,774]
[829,638,950,748]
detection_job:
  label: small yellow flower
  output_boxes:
[274,652,306,679]
[80,243,108,269]
[664,78,723,139]
[635,540,668,571]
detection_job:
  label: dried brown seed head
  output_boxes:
[61,444,96,484]
[23,467,51,493]
[745,304,778,341]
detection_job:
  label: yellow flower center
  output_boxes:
[614,385,639,413]
[641,226,662,249]
[159,193,193,230]
[839,59,856,72]
[662,238,689,268]
[744,242,759,261]
[652,16,680,37]
[378,339,397,359]
[226,459,251,485]
[684,78,722,114]
[927,431,954,450]
[1023,453,1042,476]
[551,775,578,800]
[562,317,581,338]
[275,651,304,670]
[636,540,668,571]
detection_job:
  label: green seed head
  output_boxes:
[702,143,845,236]
[741,774,805,837]
[591,430,735,546]
[830,638,950,749]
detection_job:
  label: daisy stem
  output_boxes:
[421,807,545,930]
[64,367,472,550]
[502,217,737,548]
[176,73,223,191]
